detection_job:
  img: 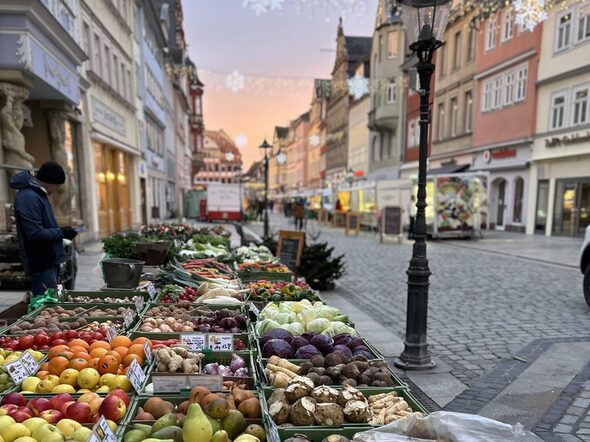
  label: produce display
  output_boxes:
[0,223,429,442]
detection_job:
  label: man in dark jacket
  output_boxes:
[9,161,78,295]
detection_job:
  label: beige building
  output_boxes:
[367,0,406,180]
[79,0,141,236]
[526,0,590,237]
[348,94,370,177]
[270,126,289,195]
[307,80,330,190]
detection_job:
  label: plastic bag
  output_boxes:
[353,411,539,442]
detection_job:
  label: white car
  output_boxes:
[582,225,590,306]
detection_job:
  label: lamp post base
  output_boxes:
[394,356,436,370]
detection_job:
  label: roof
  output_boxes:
[274,126,289,139]
[344,36,372,63]
[204,130,241,162]
[244,160,264,178]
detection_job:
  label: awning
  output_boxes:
[428,163,470,175]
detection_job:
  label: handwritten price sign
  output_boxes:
[180,333,206,351]
[207,334,233,352]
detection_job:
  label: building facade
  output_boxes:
[348,94,370,177]
[367,0,405,180]
[527,0,590,237]
[307,79,330,190]
[196,130,241,184]
[291,112,310,192]
[270,126,289,195]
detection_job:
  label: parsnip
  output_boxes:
[266,363,298,379]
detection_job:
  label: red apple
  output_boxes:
[107,389,130,407]
[27,397,53,416]
[88,397,103,416]
[39,409,63,424]
[16,335,34,350]
[9,406,33,422]
[58,401,76,415]
[50,393,74,412]
[51,339,66,346]
[92,332,103,341]
[0,404,18,415]
[1,392,26,407]
[65,402,92,423]
[49,332,63,342]
[98,396,126,423]
[64,330,78,340]
[33,333,49,347]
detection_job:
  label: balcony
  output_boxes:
[190,114,204,131]
[368,108,399,132]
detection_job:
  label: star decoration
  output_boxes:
[347,74,369,100]
[225,70,245,92]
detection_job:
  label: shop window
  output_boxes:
[513,177,524,223]
[550,91,567,130]
[535,180,549,233]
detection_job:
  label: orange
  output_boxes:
[88,358,100,370]
[89,348,109,359]
[131,337,150,347]
[48,356,69,376]
[97,355,119,375]
[68,346,87,355]
[89,341,111,352]
[72,352,91,361]
[68,358,88,371]
[60,351,74,361]
[111,336,132,348]
[105,351,122,364]
[113,347,129,360]
[67,339,89,350]
[48,345,69,359]
[36,370,49,380]
[123,354,143,367]
[39,362,49,372]
[127,344,145,358]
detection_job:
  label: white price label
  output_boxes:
[144,340,153,362]
[186,374,224,391]
[180,333,206,351]
[92,416,117,442]
[127,359,145,394]
[250,303,260,317]
[148,283,157,299]
[88,434,101,442]
[106,326,117,343]
[152,374,187,393]
[123,308,134,328]
[207,334,233,352]
[20,351,39,375]
[5,360,28,384]
[135,296,145,313]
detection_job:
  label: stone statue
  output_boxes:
[0,83,33,169]
[46,110,72,222]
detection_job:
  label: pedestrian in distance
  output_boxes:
[9,161,78,296]
[293,198,305,231]
[408,195,416,239]
[335,198,343,212]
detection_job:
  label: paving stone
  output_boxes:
[560,415,579,425]
[556,424,575,433]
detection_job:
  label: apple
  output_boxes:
[92,332,103,341]
[56,419,81,438]
[8,406,33,422]
[27,397,53,416]
[33,333,49,347]
[0,404,18,416]
[1,392,26,407]
[107,389,130,407]
[16,335,34,350]
[51,339,66,346]
[32,423,61,442]
[39,409,63,424]
[49,393,73,412]
[76,392,99,405]
[64,330,78,340]
[87,397,103,416]
[57,401,75,415]
[98,396,126,423]
[65,402,92,423]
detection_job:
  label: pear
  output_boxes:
[151,426,183,442]
[211,430,229,442]
[150,414,177,435]
[183,404,212,442]
[124,430,148,442]
[245,424,266,442]
[221,410,247,440]
[234,435,260,442]
[208,417,221,434]
[131,423,152,435]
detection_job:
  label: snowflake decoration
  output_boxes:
[309,134,321,146]
[242,0,284,15]
[235,133,248,147]
[276,152,287,165]
[347,74,369,100]
[514,0,547,32]
[225,152,235,162]
[225,70,245,92]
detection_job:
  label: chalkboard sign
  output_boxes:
[276,231,305,272]
[345,212,360,236]
[382,206,402,236]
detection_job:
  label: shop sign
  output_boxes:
[492,148,517,160]
[92,97,126,136]
[545,131,590,148]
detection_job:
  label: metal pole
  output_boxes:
[394,59,436,370]
[263,153,269,238]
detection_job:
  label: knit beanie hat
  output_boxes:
[36,161,66,185]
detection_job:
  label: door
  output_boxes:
[496,180,506,229]
[553,179,590,236]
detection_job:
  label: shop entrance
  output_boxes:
[553,178,590,237]
[495,179,507,230]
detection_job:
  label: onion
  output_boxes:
[218,365,232,376]
[229,354,246,372]
[233,367,248,377]
[204,363,220,375]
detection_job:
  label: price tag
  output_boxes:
[106,326,117,343]
[135,296,145,313]
[186,374,224,391]
[123,308,134,328]
[5,360,28,384]
[250,303,260,317]
[180,333,206,351]
[152,374,187,393]
[20,351,39,375]
[148,283,157,299]
[127,359,145,394]
[95,416,117,442]
[207,334,233,352]
[88,434,101,442]
[268,419,280,442]
[144,340,153,363]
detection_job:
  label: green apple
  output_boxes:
[70,427,91,442]
[22,417,48,433]
[31,424,59,442]
[40,432,65,442]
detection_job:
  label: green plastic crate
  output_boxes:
[238,271,293,283]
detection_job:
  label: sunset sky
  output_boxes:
[182,0,378,167]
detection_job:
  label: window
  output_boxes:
[573,86,589,125]
[493,75,503,109]
[482,82,492,112]
[513,177,524,223]
[82,22,91,65]
[467,26,476,61]
[437,103,445,140]
[578,4,590,42]
[485,17,497,51]
[465,91,473,132]
[120,61,126,97]
[453,31,461,69]
[386,81,396,103]
[550,92,566,130]
[378,35,383,62]
[556,11,572,51]
[515,65,527,102]
[93,33,102,76]
[103,45,111,85]
[503,71,514,106]
[387,31,398,58]
[450,98,458,136]
[112,54,119,94]
[501,9,514,42]
[438,43,445,77]
[126,69,132,101]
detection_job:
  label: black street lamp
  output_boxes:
[259,138,273,239]
[394,0,451,370]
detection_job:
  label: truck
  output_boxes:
[205,182,242,222]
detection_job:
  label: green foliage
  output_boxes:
[192,233,231,249]
[101,232,140,259]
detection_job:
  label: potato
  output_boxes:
[269,401,291,425]
[290,397,316,426]
[315,403,344,426]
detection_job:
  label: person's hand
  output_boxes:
[60,226,78,240]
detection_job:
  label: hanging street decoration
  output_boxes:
[514,0,548,31]
[235,133,248,147]
[242,0,285,15]
[309,134,321,146]
[347,74,369,100]
[225,70,246,92]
